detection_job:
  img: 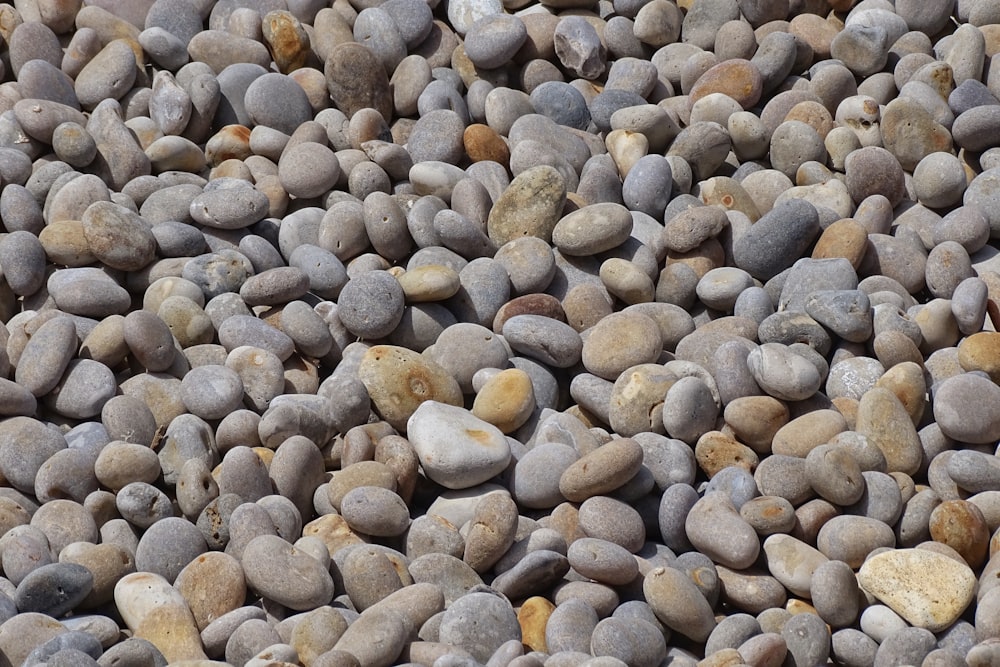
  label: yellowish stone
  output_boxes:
[518,596,555,652]
[395,265,461,302]
[857,548,976,632]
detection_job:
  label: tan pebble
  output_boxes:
[666,237,725,278]
[880,97,953,172]
[396,265,461,302]
[518,596,555,652]
[146,136,207,173]
[290,606,349,665]
[699,648,743,667]
[487,165,567,246]
[209,159,252,181]
[463,491,518,574]
[738,632,788,667]
[80,314,128,368]
[357,345,463,431]
[60,542,135,610]
[789,14,839,60]
[493,294,565,333]
[694,431,759,477]
[791,498,839,545]
[174,552,246,631]
[716,566,788,614]
[205,125,252,166]
[559,438,644,502]
[762,534,829,598]
[327,461,397,510]
[857,548,976,632]
[581,311,662,380]
[723,396,789,454]
[600,257,655,304]
[288,67,330,113]
[830,397,859,430]
[785,599,819,616]
[873,329,925,369]
[605,129,648,179]
[38,220,97,267]
[855,387,923,476]
[811,218,869,269]
[115,572,207,662]
[740,496,797,536]
[562,283,614,332]
[699,176,761,221]
[874,361,926,426]
[771,409,847,458]
[543,502,587,546]
[471,368,535,434]
[784,100,835,139]
[375,435,420,505]
[688,58,764,110]
[644,566,717,642]
[958,331,1000,383]
[301,514,366,556]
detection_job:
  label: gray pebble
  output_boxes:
[438,592,521,662]
[135,516,207,582]
[873,627,936,667]
[14,563,93,617]
[337,269,406,339]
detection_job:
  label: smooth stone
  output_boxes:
[746,343,823,402]
[552,203,633,256]
[559,437,644,502]
[502,315,583,369]
[358,345,462,431]
[114,572,206,662]
[762,534,828,599]
[685,492,759,569]
[15,563,93,617]
[241,535,335,611]
[486,166,567,248]
[643,566,716,642]
[325,42,393,119]
[438,592,521,662]
[733,199,820,280]
[407,400,511,490]
[857,549,976,632]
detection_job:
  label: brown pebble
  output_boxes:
[688,59,764,110]
[464,124,511,166]
[929,499,990,569]
[811,218,869,269]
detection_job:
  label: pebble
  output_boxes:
[242,535,334,611]
[643,566,716,642]
[733,199,821,280]
[407,400,511,490]
[15,563,93,617]
[858,549,977,632]
[933,373,1000,444]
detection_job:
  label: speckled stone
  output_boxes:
[857,549,976,632]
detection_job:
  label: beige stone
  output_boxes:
[857,548,976,632]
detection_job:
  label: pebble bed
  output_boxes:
[3,0,1000,665]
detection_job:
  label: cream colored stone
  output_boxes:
[114,572,207,661]
[857,548,976,632]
